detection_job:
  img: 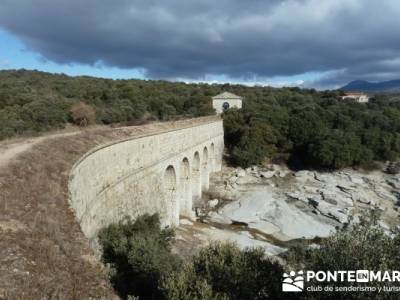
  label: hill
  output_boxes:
[0,68,322,140]
[1,69,400,170]
[341,79,400,92]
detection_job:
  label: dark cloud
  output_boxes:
[1,0,400,86]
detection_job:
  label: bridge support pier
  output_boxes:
[69,119,224,239]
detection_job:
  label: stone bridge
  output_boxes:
[69,119,224,239]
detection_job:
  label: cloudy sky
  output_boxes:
[0,0,400,89]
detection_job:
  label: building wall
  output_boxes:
[68,120,224,239]
[213,99,242,114]
[358,95,369,103]
[342,95,369,103]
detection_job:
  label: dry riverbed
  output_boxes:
[174,164,400,257]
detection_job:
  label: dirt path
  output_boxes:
[0,117,219,169]
[0,131,81,169]
[0,122,157,169]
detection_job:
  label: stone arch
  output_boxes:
[192,151,202,202]
[210,143,215,172]
[202,147,209,191]
[163,165,179,225]
[179,157,192,217]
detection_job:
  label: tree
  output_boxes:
[0,69,399,169]
[307,130,362,169]
[162,243,285,300]
[286,218,400,300]
[98,214,181,299]
[162,264,224,300]
[20,99,68,131]
[70,102,96,126]
[223,108,246,150]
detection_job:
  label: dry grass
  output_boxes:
[0,116,220,299]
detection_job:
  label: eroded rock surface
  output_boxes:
[175,164,400,256]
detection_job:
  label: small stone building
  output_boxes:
[341,92,369,103]
[212,92,243,114]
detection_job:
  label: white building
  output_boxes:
[341,92,369,103]
[212,92,243,114]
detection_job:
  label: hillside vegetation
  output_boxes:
[1,69,400,170]
[223,91,400,170]
[0,69,216,138]
[99,214,284,300]
[100,214,400,300]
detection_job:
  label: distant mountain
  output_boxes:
[341,80,400,92]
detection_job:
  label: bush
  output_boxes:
[286,219,400,300]
[98,214,181,299]
[0,107,29,139]
[1,69,400,168]
[20,99,68,132]
[223,109,277,167]
[70,102,96,126]
[386,162,400,174]
[223,98,400,170]
[162,263,222,300]
[98,213,400,300]
[162,243,285,300]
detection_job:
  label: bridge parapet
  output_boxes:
[69,119,224,239]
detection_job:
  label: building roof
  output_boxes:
[212,92,243,100]
[343,92,367,96]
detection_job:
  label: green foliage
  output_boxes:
[98,214,181,299]
[0,99,68,139]
[162,263,224,300]
[286,219,400,300]
[224,109,278,166]
[0,106,28,139]
[0,70,217,139]
[99,214,400,300]
[162,243,285,300]
[100,215,285,300]
[223,89,400,169]
[307,130,362,169]
[2,69,400,170]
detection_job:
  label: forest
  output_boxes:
[1,69,399,170]
[223,90,400,170]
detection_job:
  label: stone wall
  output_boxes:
[69,120,224,239]
[213,99,242,113]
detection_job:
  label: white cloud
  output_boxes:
[0,0,400,87]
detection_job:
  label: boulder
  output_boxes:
[236,176,260,185]
[260,171,275,179]
[227,176,238,185]
[235,169,246,177]
[278,170,291,178]
[195,207,207,218]
[208,199,219,208]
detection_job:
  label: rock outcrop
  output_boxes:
[203,164,399,249]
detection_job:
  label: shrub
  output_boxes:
[162,263,223,300]
[286,219,400,300]
[70,102,96,126]
[20,99,68,132]
[386,162,400,174]
[0,107,29,139]
[98,214,181,299]
[162,243,285,300]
